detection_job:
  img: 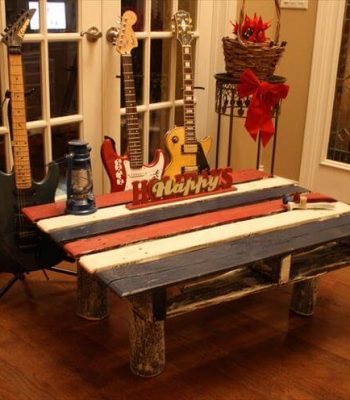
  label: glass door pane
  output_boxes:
[327,0,350,165]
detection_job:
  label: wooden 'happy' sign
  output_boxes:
[128,168,235,209]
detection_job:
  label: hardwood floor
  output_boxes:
[0,265,350,400]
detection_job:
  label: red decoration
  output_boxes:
[232,14,271,43]
[237,69,289,147]
[129,168,234,209]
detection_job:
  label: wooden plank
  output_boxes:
[165,242,350,318]
[229,169,270,183]
[96,211,350,297]
[84,202,350,274]
[64,199,287,258]
[22,190,133,223]
[279,254,292,284]
[49,183,305,244]
[37,176,296,234]
[23,169,269,223]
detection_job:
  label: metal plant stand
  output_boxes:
[214,73,286,174]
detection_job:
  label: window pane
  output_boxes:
[149,109,170,162]
[178,0,197,30]
[151,0,172,31]
[122,0,144,31]
[327,1,350,165]
[121,113,144,156]
[22,43,42,121]
[28,128,44,181]
[47,0,77,33]
[0,135,6,172]
[51,123,80,186]
[121,40,144,107]
[176,39,196,100]
[6,1,40,34]
[150,39,171,103]
[49,42,78,118]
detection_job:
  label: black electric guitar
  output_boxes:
[0,9,62,272]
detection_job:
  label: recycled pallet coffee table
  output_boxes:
[23,170,350,377]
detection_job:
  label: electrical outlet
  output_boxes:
[280,0,308,10]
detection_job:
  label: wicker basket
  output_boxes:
[223,0,286,81]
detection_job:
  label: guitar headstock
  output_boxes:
[171,10,193,46]
[115,10,138,55]
[1,9,36,51]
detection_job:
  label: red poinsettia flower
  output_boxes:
[232,13,271,43]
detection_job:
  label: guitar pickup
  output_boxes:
[182,166,199,174]
[182,144,198,154]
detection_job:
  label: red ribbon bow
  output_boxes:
[237,69,289,147]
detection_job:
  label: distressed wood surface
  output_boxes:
[52,183,304,243]
[36,177,297,234]
[97,211,350,297]
[22,190,133,223]
[83,202,350,274]
[290,278,318,316]
[64,199,287,258]
[23,169,272,225]
[66,193,338,258]
[76,265,109,320]
[166,242,350,317]
[129,293,165,377]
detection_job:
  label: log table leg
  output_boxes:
[128,293,165,377]
[76,264,109,320]
[290,278,318,316]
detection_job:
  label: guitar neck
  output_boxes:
[121,54,143,169]
[8,53,32,190]
[181,45,196,144]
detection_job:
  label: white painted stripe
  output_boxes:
[80,201,350,273]
[37,177,295,233]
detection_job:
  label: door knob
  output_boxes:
[80,26,102,42]
[106,27,119,44]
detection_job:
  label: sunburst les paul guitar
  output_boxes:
[164,10,212,179]
[101,10,165,193]
[0,9,63,272]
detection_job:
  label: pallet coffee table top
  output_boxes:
[23,170,350,298]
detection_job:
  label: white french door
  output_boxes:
[300,0,350,203]
[102,0,222,175]
[0,0,234,196]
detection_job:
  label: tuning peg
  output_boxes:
[4,27,9,32]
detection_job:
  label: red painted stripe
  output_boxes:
[229,169,270,184]
[65,198,285,258]
[23,169,270,223]
[22,191,133,223]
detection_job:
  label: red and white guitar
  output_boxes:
[101,10,165,192]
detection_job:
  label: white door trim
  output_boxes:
[299,0,346,188]
[204,0,237,167]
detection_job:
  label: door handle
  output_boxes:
[106,27,119,44]
[80,26,102,42]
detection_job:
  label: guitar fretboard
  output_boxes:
[8,53,32,190]
[182,45,196,144]
[121,54,143,169]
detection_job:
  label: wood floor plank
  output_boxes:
[1,268,350,399]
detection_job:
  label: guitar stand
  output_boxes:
[0,266,77,300]
[0,272,25,300]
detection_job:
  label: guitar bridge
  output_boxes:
[182,144,198,154]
